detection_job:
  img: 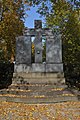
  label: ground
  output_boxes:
[0,101,80,120]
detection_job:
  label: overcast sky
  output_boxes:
[24,6,45,28]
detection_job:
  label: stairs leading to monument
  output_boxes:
[12,72,65,85]
[0,73,79,104]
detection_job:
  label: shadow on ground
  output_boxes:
[0,63,14,89]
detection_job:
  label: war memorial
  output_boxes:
[13,20,65,85]
[0,20,78,104]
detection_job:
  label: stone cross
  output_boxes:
[23,20,62,64]
[34,20,43,63]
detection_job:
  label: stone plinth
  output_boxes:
[14,63,63,73]
[12,72,65,85]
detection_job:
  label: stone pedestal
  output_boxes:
[14,63,63,73]
[12,72,65,85]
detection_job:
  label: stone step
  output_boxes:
[0,88,77,97]
[8,84,67,91]
[0,83,79,104]
[13,72,64,78]
[12,78,65,84]
[0,94,78,104]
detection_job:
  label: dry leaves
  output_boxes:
[0,101,80,120]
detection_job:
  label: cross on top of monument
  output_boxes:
[34,20,42,29]
[23,20,50,36]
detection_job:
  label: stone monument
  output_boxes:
[13,20,65,85]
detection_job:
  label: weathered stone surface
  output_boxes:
[23,28,36,36]
[16,36,31,64]
[32,63,45,72]
[14,64,32,73]
[46,64,63,72]
[14,63,63,73]
[13,72,64,78]
[46,32,62,63]
[44,29,53,36]
[34,20,42,29]
[34,31,42,63]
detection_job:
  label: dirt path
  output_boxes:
[0,101,80,120]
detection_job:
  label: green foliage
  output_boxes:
[63,10,80,65]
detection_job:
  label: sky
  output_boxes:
[24,6,45,28]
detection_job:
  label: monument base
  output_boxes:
[12,72,65,85]
[14,63,63,73]
[12,63,65,86]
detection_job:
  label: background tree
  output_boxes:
[0,0,24,62]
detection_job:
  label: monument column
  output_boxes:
[34,20,42,63]
[45,30,63,72]
[46,30,62,63]
[16,36,31,64]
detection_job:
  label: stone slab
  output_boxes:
[14,64,32,73]
[46,33,62,63]
[8,84,67,91]
[14,63,63,73]
[34,20,42,29]
[16,36,31,64]
[13,72,64,78]
[22,78,65,84]
[0,96,78,104]
[34,32,42,63]
[32,63,45,72]
[46,64,63,72]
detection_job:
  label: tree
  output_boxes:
[44,1,80,64]
[0,0,24,62]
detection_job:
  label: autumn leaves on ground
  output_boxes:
[0,101,80,120]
